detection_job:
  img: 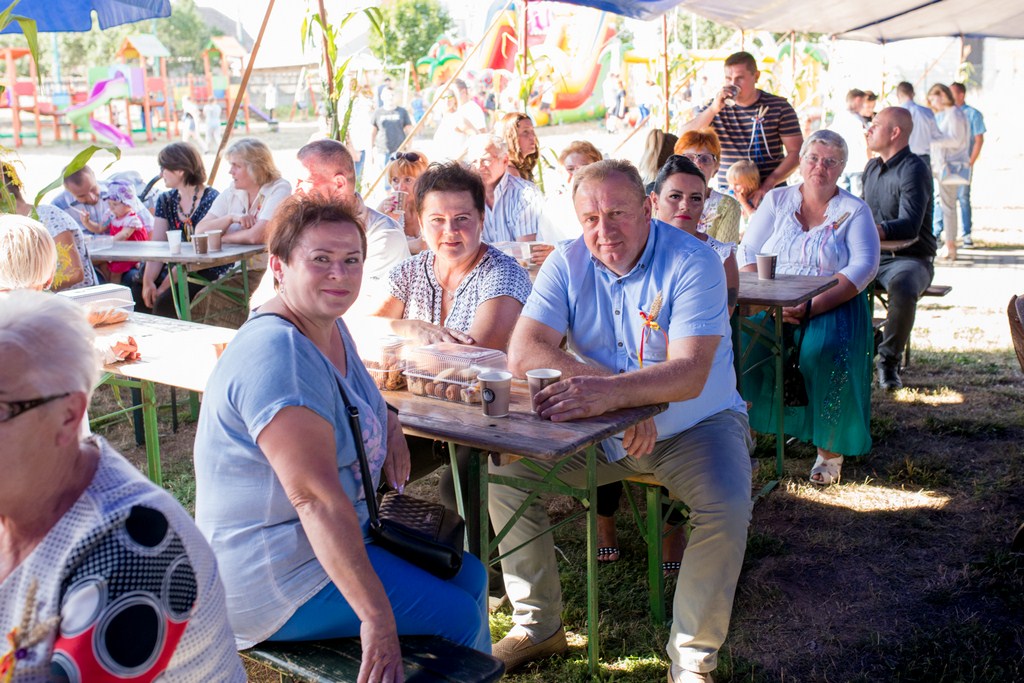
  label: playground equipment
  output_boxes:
[474,1,616,125]
[114,34,178,143]
[201,36,251,134]
[0,47,63,147]
[66,73,134,148]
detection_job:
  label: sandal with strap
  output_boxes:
[809,454,843,486]
[597,546,620,563]
[662,561,681,577]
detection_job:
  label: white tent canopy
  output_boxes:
[676,0,1024,42]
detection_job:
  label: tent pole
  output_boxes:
[663,14,670,131]
[521,0,529,113]
[364,0,515,197]
[209,0,276,186]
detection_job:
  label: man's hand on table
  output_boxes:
[535,376,617,422]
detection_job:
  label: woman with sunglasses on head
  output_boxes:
[737,129,879,486]
[675,128,742,243]
[378,151,429,254]
[494,112,539,183]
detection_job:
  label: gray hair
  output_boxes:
[467,133,508,159]
[572,158,647,203]
[0,291,100,400]
[800,129,849,167]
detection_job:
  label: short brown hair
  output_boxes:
[267,194,366,264]
[298,138,355,184]
[572,159,646,203]
[724,51,757,73]
[158,142,207,186]
[414,161,485,217]
[675,128,722,160]
[558,140,603,167]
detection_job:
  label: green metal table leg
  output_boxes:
[773,307,785,478]
[585,445,599,676]
[140,379,162,485]
[173,263,191,321]
[647,485,666,624]
[241,258,252,306]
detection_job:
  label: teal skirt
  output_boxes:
[741,292,873,457]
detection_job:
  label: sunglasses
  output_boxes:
[679,153,717,165]
[389,152,421,163]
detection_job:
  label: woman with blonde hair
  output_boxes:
[195,137,291,245]
[377,150,429,253]
[637,128,678,189]
[0,214,56,291]
[495,112,539,183]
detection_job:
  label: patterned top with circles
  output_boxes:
[0,437,244,682]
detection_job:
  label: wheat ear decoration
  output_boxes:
[648,291,664,323]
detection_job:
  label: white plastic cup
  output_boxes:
[167,230,183,255]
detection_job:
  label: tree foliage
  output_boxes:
[368,0,454,73]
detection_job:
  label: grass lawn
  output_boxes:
[92,244,1024,682]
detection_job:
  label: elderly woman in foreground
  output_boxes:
[737,129,880,485]
[0,292,243,681]
[194,194,490,679]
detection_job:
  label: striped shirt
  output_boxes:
[483,172,544,243]
[700,90,801,187]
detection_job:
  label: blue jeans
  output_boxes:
[353,149,365,184]
[268,544,491,653]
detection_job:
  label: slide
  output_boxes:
[248,104,276,124]
[66,73,133,147]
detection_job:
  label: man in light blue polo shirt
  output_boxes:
[951,82,986,248]
[490,159,752,683]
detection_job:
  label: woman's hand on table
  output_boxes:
[622,417,658,458]
[231,213,257,229]
[407,320,474,346]
[358,617,404,683]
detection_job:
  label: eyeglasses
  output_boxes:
[389,152,421,163]
[802,154,844,169]
[0,392,70,423]
[679,153,717,166]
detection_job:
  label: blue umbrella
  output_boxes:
[0,0,170,33]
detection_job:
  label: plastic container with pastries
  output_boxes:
[361,335,407,391]
[403,342,507,404]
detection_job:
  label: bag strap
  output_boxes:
[248,311,381,526]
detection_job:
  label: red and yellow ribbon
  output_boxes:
[638,310,668,368]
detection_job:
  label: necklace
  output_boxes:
[176,187,202,238]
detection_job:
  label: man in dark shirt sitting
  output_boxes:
[863,107,936,391]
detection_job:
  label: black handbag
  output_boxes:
[252,311,466,580]
[340,382,466,580]
[781,301,812,408]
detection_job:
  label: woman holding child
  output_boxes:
[194,194,491,677]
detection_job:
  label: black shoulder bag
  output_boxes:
[253,312,466,579]
[781,300,812,408]
[337,366,466,580]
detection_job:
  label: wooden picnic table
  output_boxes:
[735,272,838,488]
[384,381,665,675]
[89,241,265,321]
[93,312,235,484]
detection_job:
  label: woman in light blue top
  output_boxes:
[194,194,490,678]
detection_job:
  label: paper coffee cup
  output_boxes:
[167,230,183,255]
[756,253,778,280]
[207,229,223,251]
[479,370,513,418]
[193,233,209,255]
[525,368,561,413]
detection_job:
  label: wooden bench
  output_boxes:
[243,636,504,683]
[873,282,953,366]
